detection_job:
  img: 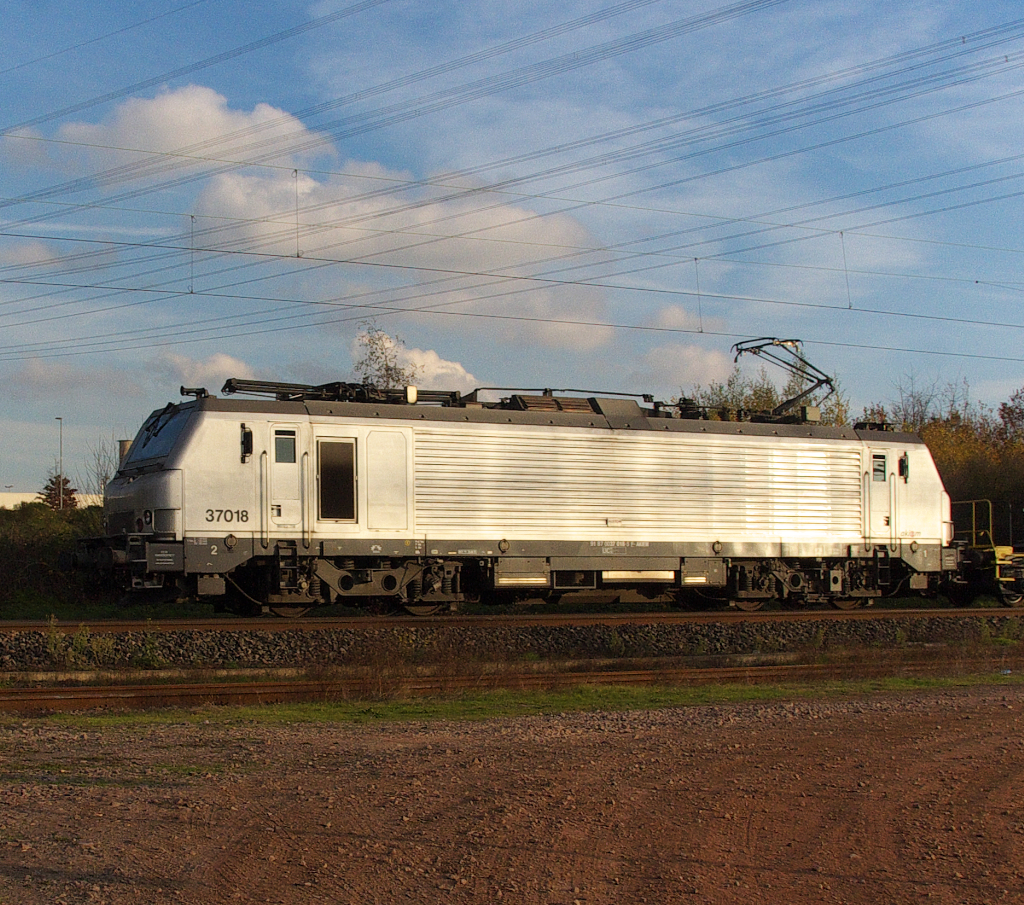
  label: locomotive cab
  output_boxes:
[104,402,195,538]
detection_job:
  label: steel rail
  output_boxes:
[0,656,1008,715]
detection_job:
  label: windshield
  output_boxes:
[119,404,194,470]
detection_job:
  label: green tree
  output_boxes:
[998,386,1024,441]
[39,471,78,511]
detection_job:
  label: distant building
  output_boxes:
[0,492,102,509]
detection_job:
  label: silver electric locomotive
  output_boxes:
[78,375,957,615]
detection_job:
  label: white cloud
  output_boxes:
[5,359,142,403]
[0,238,59,268]
[57,85,322,169]
[957,376,1024,407]
[631,343,735,396]
[401,346,479,393]
[0,128,50,169]
[153,352,255,389]
[651,304,725,333]
[195,164,613,349]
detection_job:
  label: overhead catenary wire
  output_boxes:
[5,139,1024,334]
[4,118,1019,325]
[0,0,789,217]
[8,112,1024,293]
[2,1,1024,380]
[0,0,399,135]
[7,22,1023,309]
[4,43,1019,307]
[3,142,1024,355]
[0,232,1021,359]
[0,0,214,79]
[0,285,1022,366]
[5,14,1022,268]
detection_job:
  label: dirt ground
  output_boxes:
[2,685,1024,905]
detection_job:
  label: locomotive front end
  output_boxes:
[77,400,195,593]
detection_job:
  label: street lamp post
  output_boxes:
[55,417,63,511]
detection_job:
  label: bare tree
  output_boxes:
[862,374,971,432]
[352,322,420,388]
[75,434,122,497]
[687,365,850,425]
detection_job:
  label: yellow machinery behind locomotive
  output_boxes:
[952,499,1024,607]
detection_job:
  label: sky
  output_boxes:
[3,0,1024,490]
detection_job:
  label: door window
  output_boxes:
[319,440,356,521]
[872,453,886,482]
[275,430,296,464]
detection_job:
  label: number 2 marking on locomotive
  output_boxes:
[205,509,249,523]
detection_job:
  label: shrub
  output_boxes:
[0,504,107,616]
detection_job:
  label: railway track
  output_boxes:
[0,656,997,715]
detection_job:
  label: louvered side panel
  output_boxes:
[413,426,863,541]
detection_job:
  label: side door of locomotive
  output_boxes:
[866,449,894,546]
[268,422,308,530]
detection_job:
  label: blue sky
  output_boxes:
[3,0,1024,490]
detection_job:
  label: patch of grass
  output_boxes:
[0,766,97,787]
[603,628,627,658]
[128,629,166,669]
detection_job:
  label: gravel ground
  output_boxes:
[2,685,1024,904]
[3,613,1022,672]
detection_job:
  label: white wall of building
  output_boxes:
[0,492,102,509]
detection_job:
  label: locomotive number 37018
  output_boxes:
[205,509,249,523]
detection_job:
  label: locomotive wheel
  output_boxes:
[269,606,311,617]
[830,597,863,610]
[404,603,442,616]
[999,586,1024,608]
[731,598,765,612]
